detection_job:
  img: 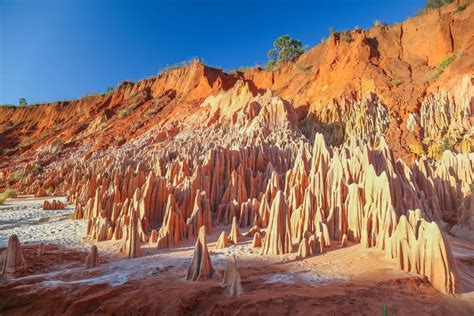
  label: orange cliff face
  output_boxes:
[1,2,472,166]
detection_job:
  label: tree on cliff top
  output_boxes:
[266,35,305,69]
[18,98,27,106]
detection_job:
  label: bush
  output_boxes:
[391,79,402,87]
[32,165,44,175]
[8,170,26,182]
[428,55,456,82]
[19,98,27,106]
[426,0,453,9]
[374,20,388,27]
[107,87,115,94]
[159,58,199,74]
[0,189,18,205]
[456,2,469,11]
[343,31,353,43]
[0,104,17,108]
[267,35,305,67]
[233,66,252,72]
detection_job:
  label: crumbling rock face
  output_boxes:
[186,226,215,281]
[1,235,27,278]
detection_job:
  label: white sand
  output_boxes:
[0,196,87,248]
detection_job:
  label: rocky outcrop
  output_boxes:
[386,211,459,294]
[43,199,65,210]
[85,245,99,269]
[186,226,215,281]
[261,191,292,255]
[1,235,27,278]
[215,231,229,249]
[121,211,141,258]
[222,255,243,298]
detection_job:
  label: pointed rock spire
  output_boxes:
[186,226,215,281]
[1,234,27,278]
[261,190,292,255]
[85,245,99,269]
[222,255,243,298]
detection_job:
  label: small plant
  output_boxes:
[107,87,115,94]
[8,170,26,182]
[391,79,402,87]
[343,31,353,43]
[234,66,252,72]
[45,187,54,196]
[409,143,425,156]
[32,165,44,175]
[0,189,18,205]
[428,54,456,82]
[297,64,312,72]
[18,98,27,106]
[426,0,453,9]
[456,2,469,11]
[328,26,336,36]
[374,20,387,27]
[0,104,16,108]
[159,58,199,74]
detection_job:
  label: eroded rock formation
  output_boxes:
[186,226,215,281]
[1,235,27,278]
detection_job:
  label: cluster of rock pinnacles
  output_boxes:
[3,132,468,297]
[61,133,466,295]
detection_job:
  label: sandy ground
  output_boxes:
[1,197,473,315]
[0,196,87,249]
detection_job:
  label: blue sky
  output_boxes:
[0,0,425,105]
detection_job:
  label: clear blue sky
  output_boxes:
[0,0,425,105]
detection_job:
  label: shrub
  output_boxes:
[391,79,402,86]
[265,60,277,70]
[107,87,115,94]
[374,20,388,28]
[426,0,453,9]
[8,170,26,182]
[428,55,456,82]
[409,143,425,156]
[343,31,353,43]
[0,104,16,108]
[297,64,313,72]
[19,98,27,106]
[159,58,199,74]
[234,66,252,72]
[456,2,469,11]
[267,35,305,66]
[0,189,18,205]
[32,165,44,175]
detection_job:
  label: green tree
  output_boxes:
[426,0,453,9]
[19,98,27,106]
[267,35,305,68]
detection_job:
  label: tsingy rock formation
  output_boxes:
[186,226,215,281]
[1,235,27,278]
[85,245,99,269]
